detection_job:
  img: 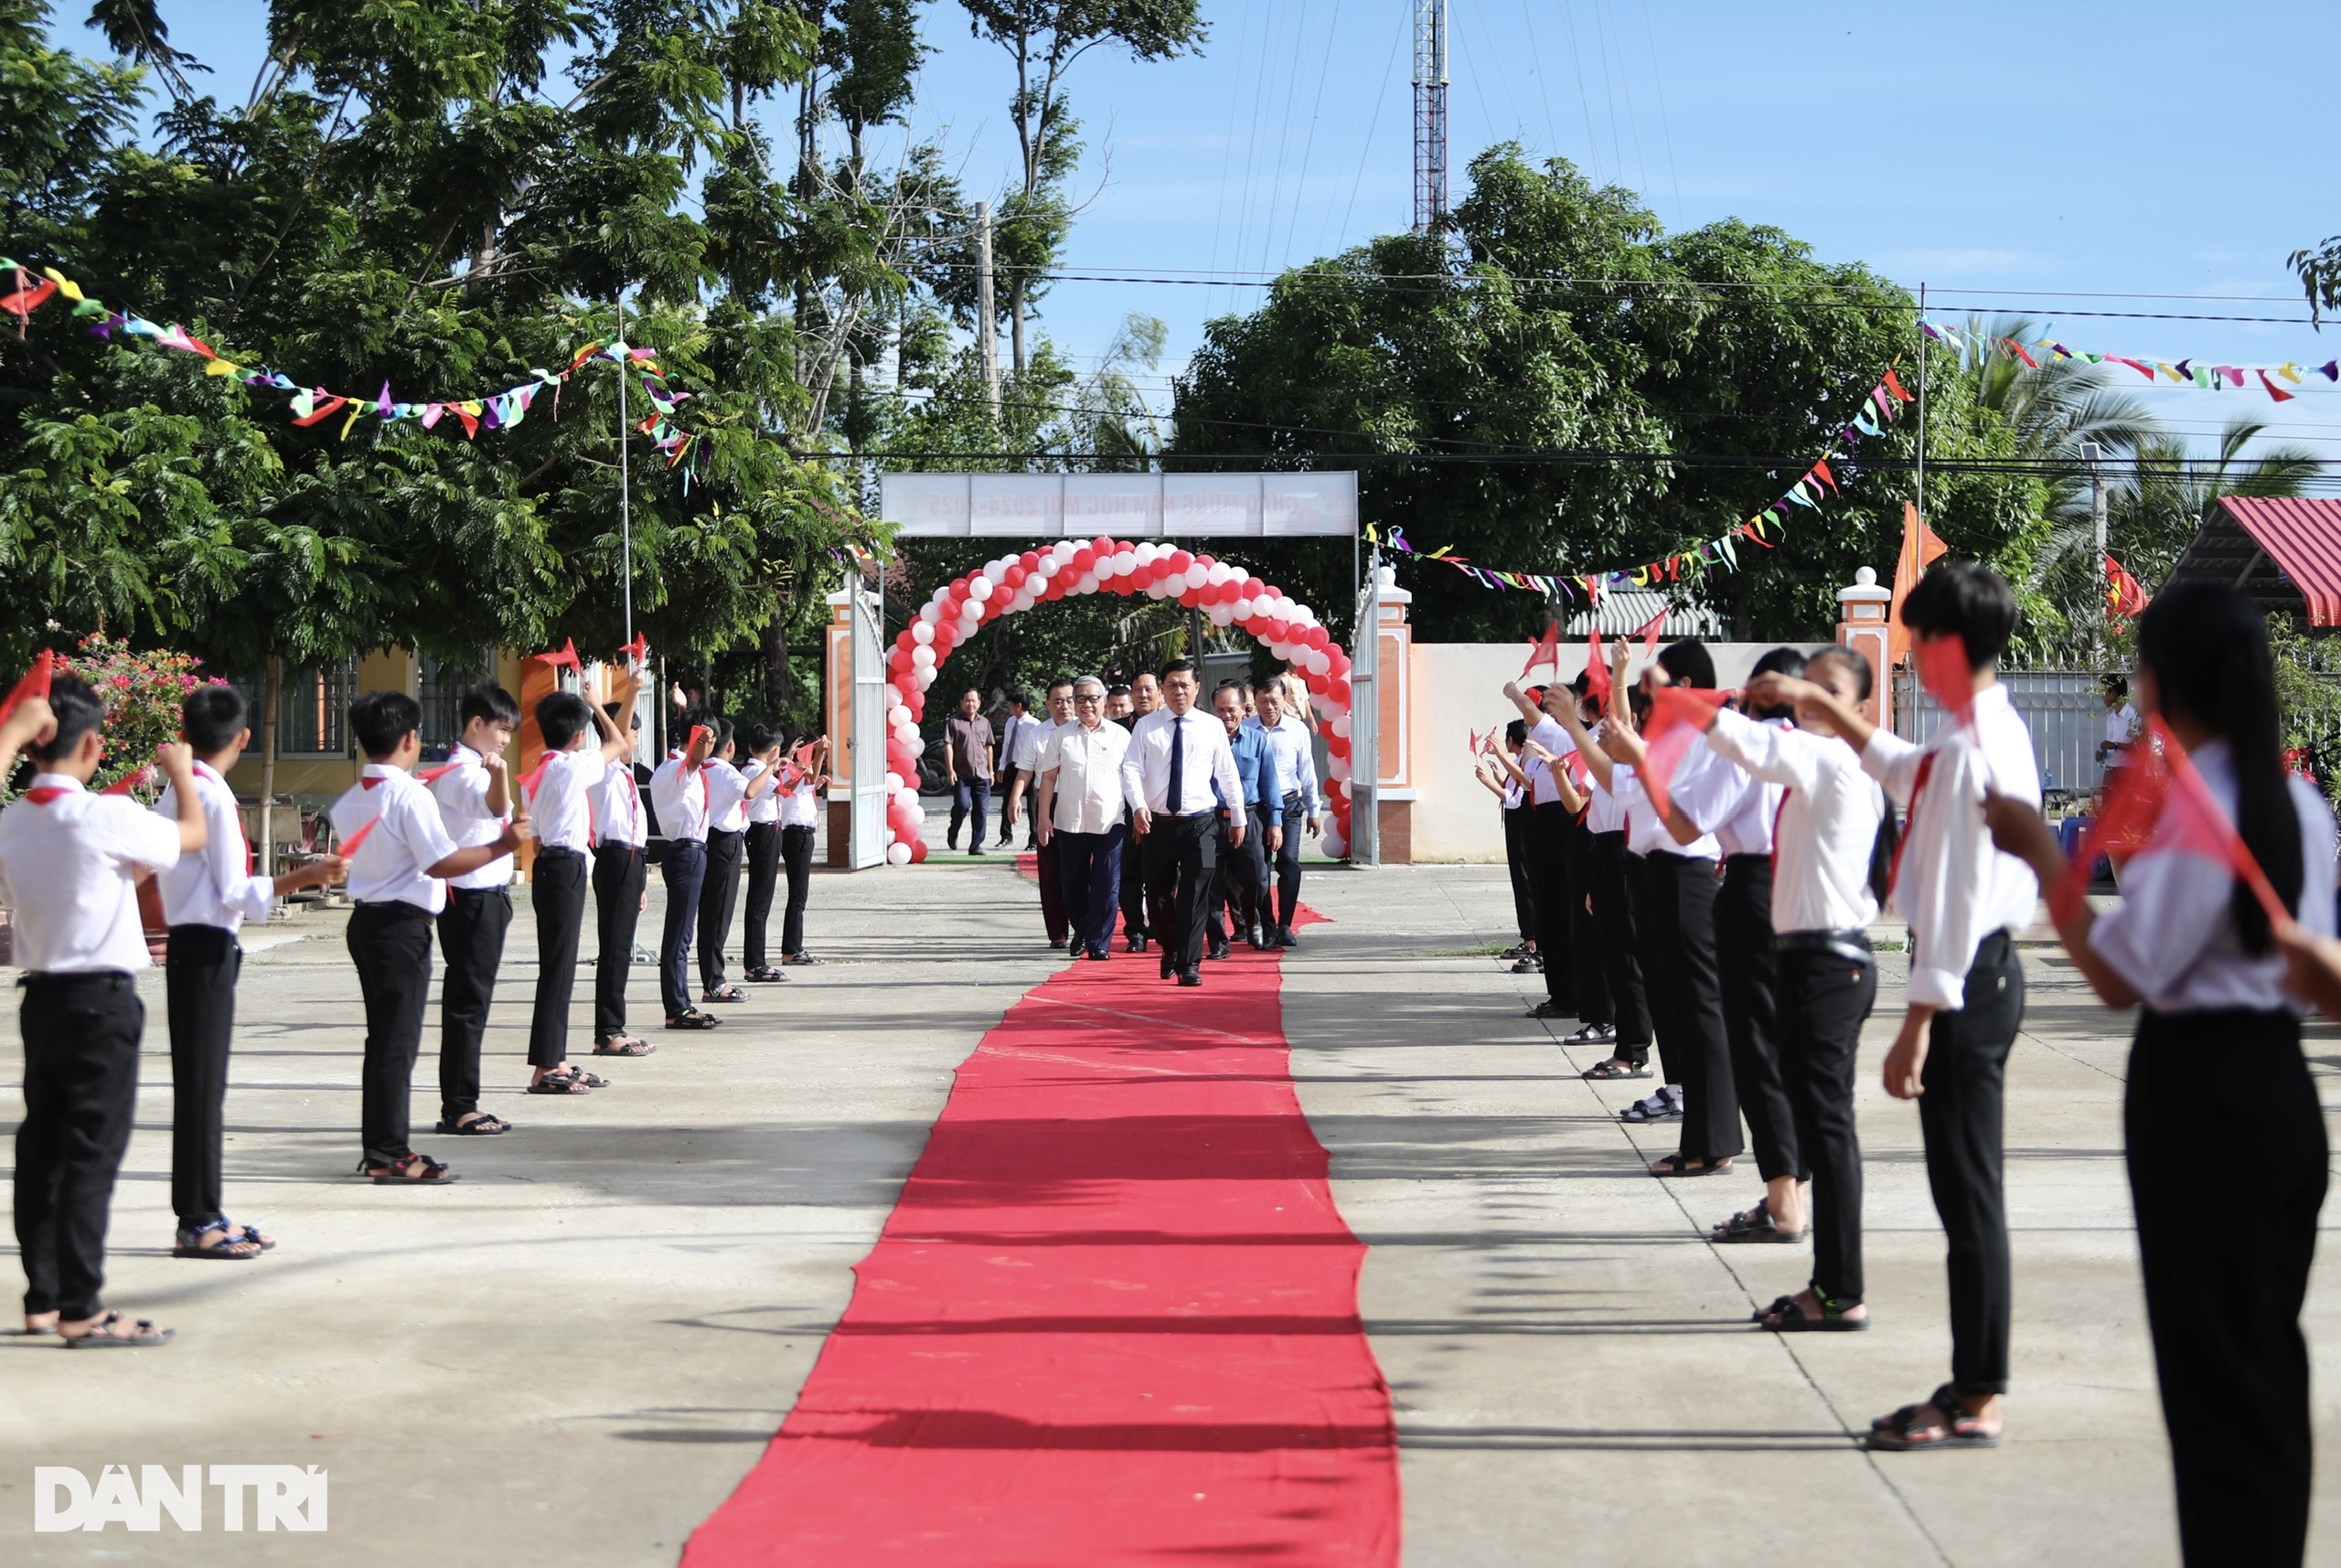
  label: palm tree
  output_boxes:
[2110,416,2324,588]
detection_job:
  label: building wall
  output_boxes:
[1406,640,1832,864]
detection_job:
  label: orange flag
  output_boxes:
[1887,503,1950,668]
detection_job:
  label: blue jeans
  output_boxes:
[949,779,992,848]
[1056,825,1126,955]
[659,839,706,1019]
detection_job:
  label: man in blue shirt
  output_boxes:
[1208,682,1272,956]
[1249,680,1322,946]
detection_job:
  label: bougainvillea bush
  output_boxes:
[0,634,207,803]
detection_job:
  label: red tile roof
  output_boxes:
[2218,497,2341,626]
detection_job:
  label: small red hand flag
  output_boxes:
[2051,714,2288,927]
[0,649,56,725]
[1634,686,1734,823]
[1521,621,1560,678]
[1916,632,1977,736]
[1585,629,1612,709]
[1635,607,1668,654]
[534,637,583,675]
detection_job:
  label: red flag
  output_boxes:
[1635,606,1668,655]
[289,395,347,428]
[0,649,57,724]
[0,275,57,325]
[1916,632,1977,735]
[2259,369,2296,403]
[1585,629,1612,709]
[416,760,465,785]
[337,815,381,856]
[2051,714,2288,926]
[1520,621,1559,678]
[2105,554,2150,620]
[1635,686,1735,823]
[534,637,582,674]
[1883,367,1913,403]
[683,723,711,768]
[101,759,157,795]
[621,632,649,667]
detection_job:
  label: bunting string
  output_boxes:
[0,258,706,473]
[1920,318,2338,404]
[1367,362,1914,603]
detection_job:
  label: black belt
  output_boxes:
[538,845,584,860]
[1775,929,1874,965]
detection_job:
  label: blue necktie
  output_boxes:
[1166,714,1184,815]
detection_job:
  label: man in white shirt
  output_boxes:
[1249,682,1323,947]
[649,714,721,1028]
[1026,681,1076,948]
[696,718,782,1004]
[994,690,1045,850]
[1038,676,1133,960]
[335,692,527,1184]
[1769,562,2037,1448]
[590,698,653,1053]
[1120,659,1245,987]
[430,684,519,1145]
[156,684,344,1257]
[0,677,203,1344]
[523,677,639,1093]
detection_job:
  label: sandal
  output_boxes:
[172,1223,262,1260]
[559,1068,611,1089]
[228,1221,276,1252]
[1650,1152,1732,1178]
[528,1072,591,1094]
[744,965,789,982]
[1713,1205,1804,1243]
[434,1113,511,1135]
[666,1009,722,1030]
[61,1310,173,1349]
[1756,1290,1869,1333]
[1582,1058,1651,1082]
[782,952,825,965]
[1867,1384,1999,1450]
[700,984,748,1003]
[593,1036,656,1056]
[359,1154,459,1185]
[1619,1088,1681,1124]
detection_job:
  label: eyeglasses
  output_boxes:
[1074,694,1103,704]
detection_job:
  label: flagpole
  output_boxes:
[616,288,634,655]
[1916,281,1928,524]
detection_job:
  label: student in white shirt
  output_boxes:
[0,677,203,1345]
[335,692,526,1184]
[776,731,829,963]
[649,713,722,1028]
[1703,649,1888,1293]
[1027,682,1077,950]
[522,677,640,1093]
[736,721,790,982]
[1039,676,1133,960]
[1547,670,1654,1072]
[589,699,653,1054]
[994,690,1045,849]
[1989,583,2332,1558]
[1120,659,1245,986]
[695,718,782,1004]
[1778,561,2039,1451]
[430,684,519,1139]
[2098,675,2141,766]
[1502,680,1588,1019]
[155,684,344,1259]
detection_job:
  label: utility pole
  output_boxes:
[975,201,1000,421]
[1412,0,1448,234]
[2081,439,2109,659]
[1915,281,1927,525]
[616,287,633,656]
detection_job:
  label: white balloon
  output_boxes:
[915,668,935,689]
[1208,603,1234,627]
[1036,554,1060,576]
[883,685,903,709]
[1329,754,1351,781]
[884,771,903,792]
[910,645,935,668]
[967,575,993,601]
[886,842,912,866]
[1331,714,1351,739]
[1111,549,1136,576]
[1322,826,1346,859]
[919,602,942,624]
[909,621,935,645]
[1206,560,1231,586]
[1182,565,1207,592]
[1137,541,1161,565]
[1234,597,1256,621]
[1229,564,1250,582]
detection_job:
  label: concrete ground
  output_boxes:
[1,859,2336,1564]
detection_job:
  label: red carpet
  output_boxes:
[682,902,1396,1566]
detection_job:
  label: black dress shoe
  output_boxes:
[1207,941,1231,961]
[1276,926,1298,947]
[1178,970,1203,987]
[1049,938,1067,950]
[1160,958,1176,980]
[1526,999,1571,1019]
[1126,934,1147,954]
[1086,948,1110,962]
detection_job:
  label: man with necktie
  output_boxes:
[1120,660,1245,987]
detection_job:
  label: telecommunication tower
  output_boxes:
[1412,0,1448,233]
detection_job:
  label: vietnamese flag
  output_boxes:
[2105,554,2150,620]
[2051,714,2288,926]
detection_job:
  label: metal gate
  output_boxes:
[848,576,890,869]
[1347,567,1380,866]
[1892,667,2110,798]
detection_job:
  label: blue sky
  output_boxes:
[91,3,2341,459]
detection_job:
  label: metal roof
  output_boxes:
[2168,496,2341,627]
[1563,588,1724,638]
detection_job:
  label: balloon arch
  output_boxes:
[877,536,1358,865]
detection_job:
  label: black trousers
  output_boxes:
[1526,802,1577,1011]
[528,848,589,1070]
[998,767,1032,844]
[1563,814,1612,1029]
[2129,1008,2325,1567]
[1717,859,1796,1183]
[742,821,782,969]
[1636,852,1740,1162]
[1058,826,1125,955]
[1589,832,1652,1053]
[659,839,706,1018]
[779,824,815,956]
[1212,810,1267,945]
[1141,811,1218,976]
[1033,830,1069,944]
[593,842,647,1042]
[433,886,509,1125]
[15,972,141,1320]
[1119,817,1148,940]
[1266,795,1307,930]
[1776,943,1878,1303]
[1502,805,1536,944]
[166,925,241,1230]
[698,827,744,992]
[1919,930,2025,1397]
[349,902,436,1167]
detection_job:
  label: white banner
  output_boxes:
[881,472,1357,539]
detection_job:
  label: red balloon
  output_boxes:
[1256,582,1281,601]
[1071,549,1096,573]
[1327,734,1350,758]
[1167,549,1193,574]
[908,840,929,864]
[1020,550,1040,571]
[1092,535,1114,557]
[1329,678,1352,707]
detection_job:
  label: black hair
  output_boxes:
[1504,719,1527,748]
[1008,689,1032,709]
[1045,677,1074,695]
[538,691,594,752]
[602,700,636,730]
[352,691,423,759]
[27,673,105,764]
[1157,657,1197,680]
[708,715,734,750]
[458,682,520,730]
[2136,581,2303,954]
[1747,647,1808,720]
[2103,674,2129,699]
[1655,638,1716,690]
[182,683,250,753]
[1901,560,2017,671]
[1106,683,1132,698]
[1805,645,1875,704]
[742,720,777,753]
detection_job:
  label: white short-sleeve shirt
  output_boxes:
[0,774,182,972]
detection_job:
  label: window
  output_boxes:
[420,652,495,759]
[275,662,357,757]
